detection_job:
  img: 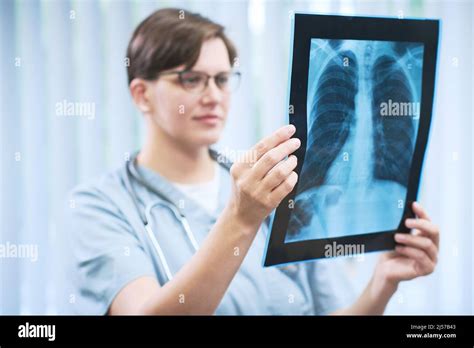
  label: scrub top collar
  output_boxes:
[134,153,231,225]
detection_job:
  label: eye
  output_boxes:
[181,72,204,87]
[215,74,229,86]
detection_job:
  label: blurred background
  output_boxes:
[0,0,472,314]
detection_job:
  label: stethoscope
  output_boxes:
[124,149,232,283]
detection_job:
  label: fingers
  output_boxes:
[268,171,298,204]
[227,124,301,227]
[412,201,431,221]
[251,137,301,181]
[394,245,435,276]
[261,155,298,191]
[405,218,440,249]
[252,125,296,162]
[231,125,297,178]
[394,233,437,263]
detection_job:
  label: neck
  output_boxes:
[137,117,216,184]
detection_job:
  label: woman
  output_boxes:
[67,8,440,315]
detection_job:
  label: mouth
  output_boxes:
[192,114,222,126]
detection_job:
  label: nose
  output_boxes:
[201,77,223,105]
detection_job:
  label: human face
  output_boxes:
[147,37,233,148]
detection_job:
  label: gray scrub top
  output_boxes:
[66,155,350,315]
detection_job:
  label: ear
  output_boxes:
[129,78,153,114]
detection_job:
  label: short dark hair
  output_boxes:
[126,8,237,85]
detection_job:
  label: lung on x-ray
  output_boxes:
[263,14,439,267]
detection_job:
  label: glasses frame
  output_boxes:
[157,69,241,94]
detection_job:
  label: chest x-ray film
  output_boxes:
[263,14,439,266]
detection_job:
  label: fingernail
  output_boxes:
[286,124,296,135]
[291,138,301,148]
[395,233,406,241]
[405,218,415,227]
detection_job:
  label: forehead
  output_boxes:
[192,37,232,74]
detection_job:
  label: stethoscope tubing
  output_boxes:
[124,150,231,283]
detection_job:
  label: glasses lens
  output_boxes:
[180,71,206,92]
[216,72,240,92]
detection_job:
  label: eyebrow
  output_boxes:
[185,69,233,75]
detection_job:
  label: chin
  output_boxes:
[184,128,221,147]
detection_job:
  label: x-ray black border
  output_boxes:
[264,13,439,267]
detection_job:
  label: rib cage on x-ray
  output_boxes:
[297,50,359,192]
[286,40,422,241]
[371,53,419,186]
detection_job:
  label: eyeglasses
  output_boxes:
[157,70,241,94]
